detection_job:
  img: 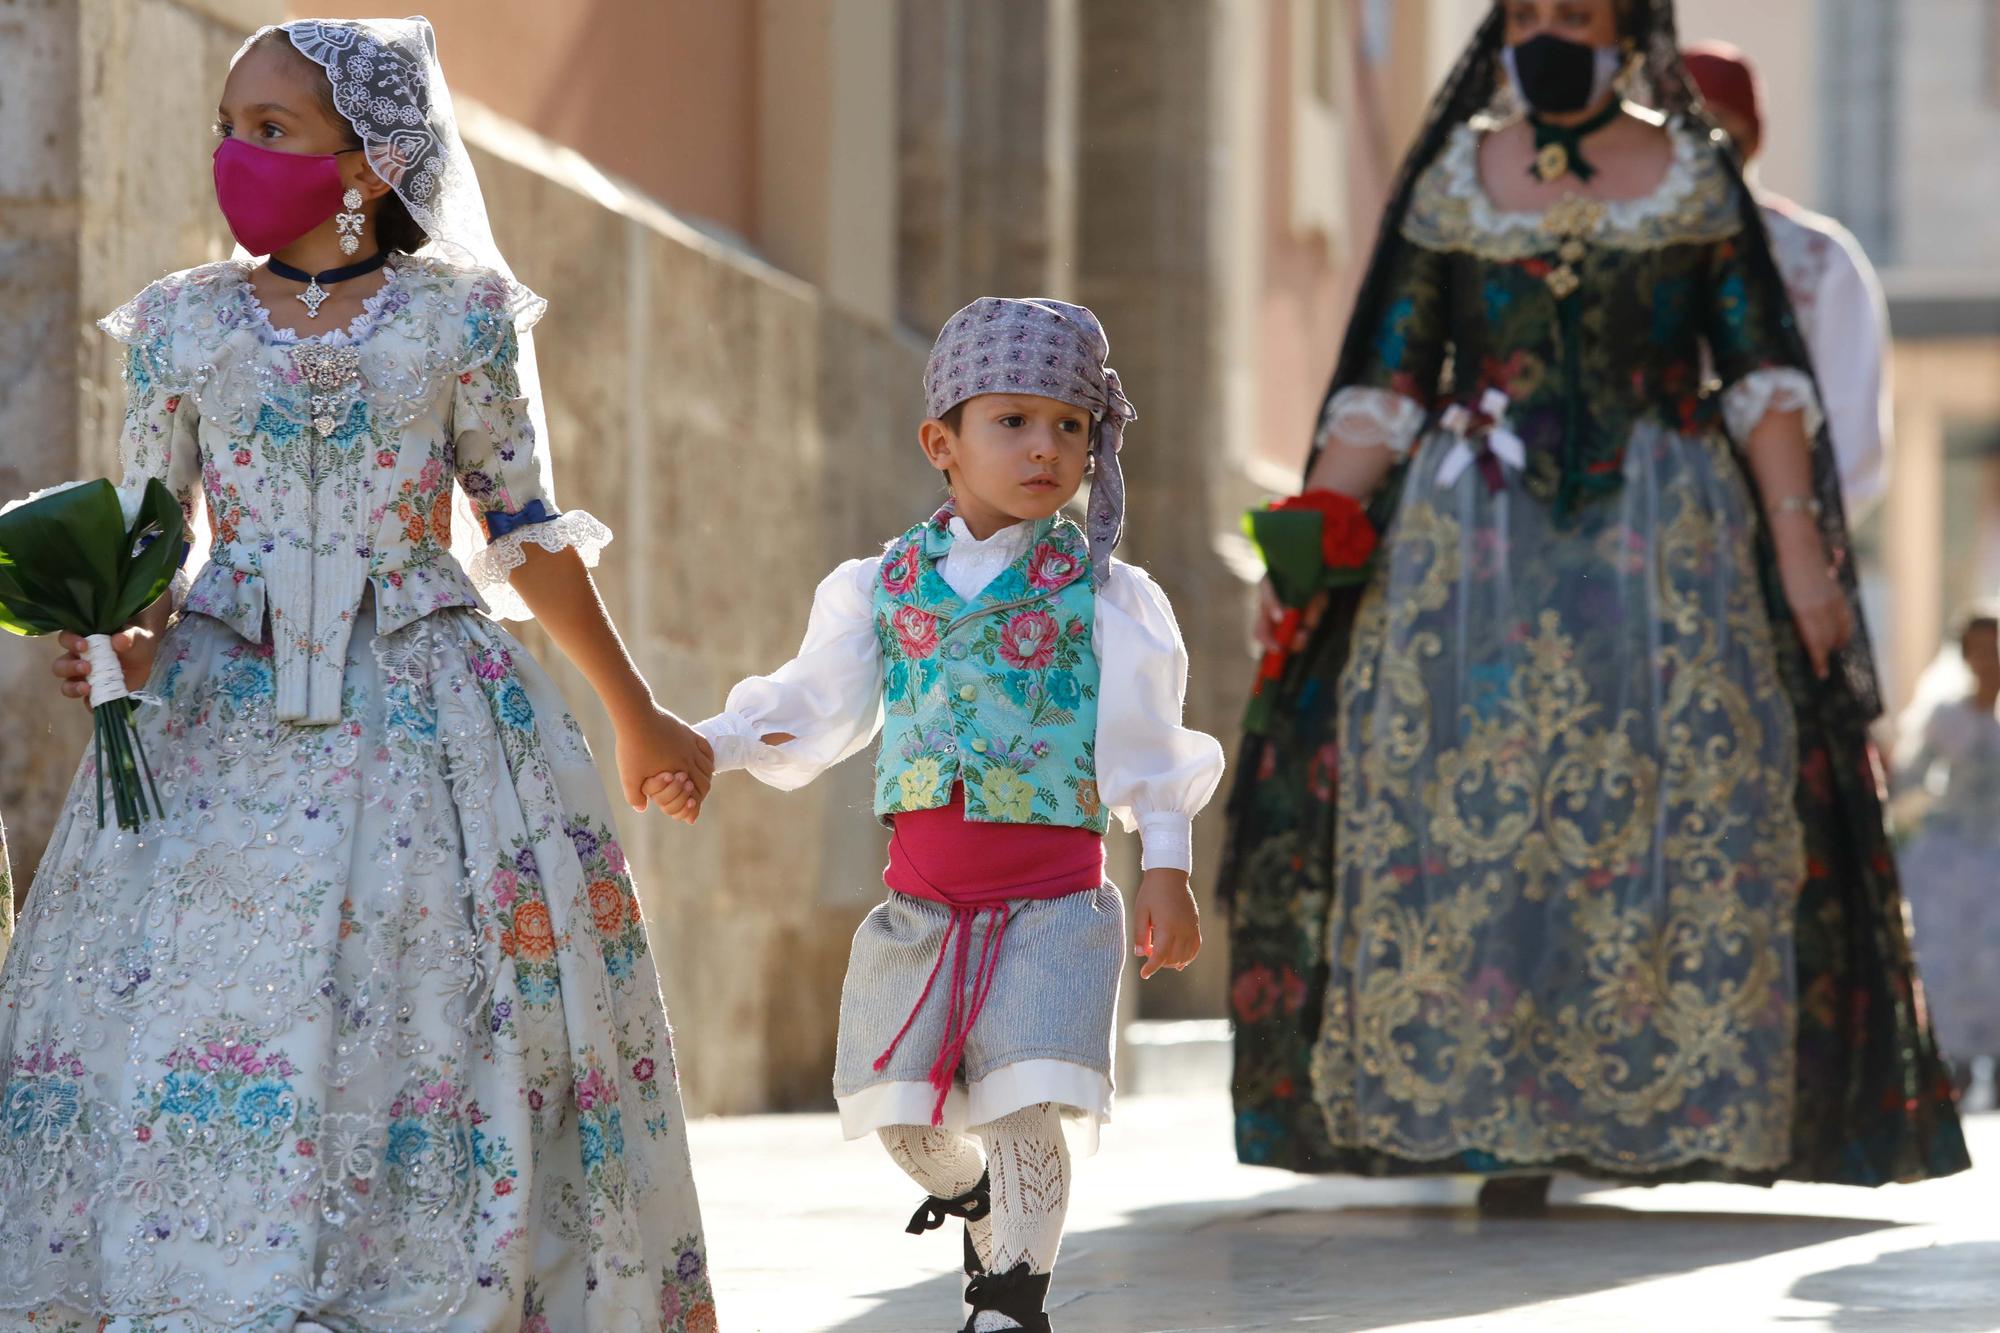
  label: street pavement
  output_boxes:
[687,1095,2000,1332]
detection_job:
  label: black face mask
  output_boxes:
[1505,33,1621,115]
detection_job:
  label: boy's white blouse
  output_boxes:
[697,516,1226,871]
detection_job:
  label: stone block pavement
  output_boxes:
[687,1096,2000,1332]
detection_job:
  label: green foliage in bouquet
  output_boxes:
[1240,490,1380,736]
[0,478,185,829]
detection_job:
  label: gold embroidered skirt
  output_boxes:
[1312,419,1805,1176]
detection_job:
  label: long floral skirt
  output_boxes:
[1223,422,1969,1185]
[0,604,716,1331]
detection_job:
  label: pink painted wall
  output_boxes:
[297,0,758,237]
[1254,0,1410,479]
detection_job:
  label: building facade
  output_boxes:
[1678,0,2000,708]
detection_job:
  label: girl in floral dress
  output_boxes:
[6,18,716,1330]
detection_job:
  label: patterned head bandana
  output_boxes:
[923,297,1136,582]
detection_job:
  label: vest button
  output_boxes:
[958,684,977,702]
[969,738,988,753]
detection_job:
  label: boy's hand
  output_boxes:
[1132,868,1201,980]
[53,625,159,702]
[640,771,703,825]
[612,707,713,814]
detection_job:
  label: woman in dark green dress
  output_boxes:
[1221,0,1967,1206]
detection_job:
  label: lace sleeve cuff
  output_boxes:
[1137,813,1194,874]
[1722,367,1825,445]
[1316,386,1428,458]
[466,509,614,621]
[694,713,770,776]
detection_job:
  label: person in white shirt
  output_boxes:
[1686,40,1894,518]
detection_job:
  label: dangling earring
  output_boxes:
[1612,41,1645,103]
[335,188,366,257]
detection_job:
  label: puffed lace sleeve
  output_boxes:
[1706,235,1826,444]
[1317,387,1429,460]
[695,557,887,790]
[100,279,202,542]
[452,273,610,619]
[1094,562,1227,872]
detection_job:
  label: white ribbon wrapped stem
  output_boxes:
[83,634,131,709]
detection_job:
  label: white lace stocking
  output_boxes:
[971,1101,1070,1329]
[879,1122,995,1300]
[881,1104,1071,1331]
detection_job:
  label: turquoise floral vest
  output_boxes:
[872,505,1107,831]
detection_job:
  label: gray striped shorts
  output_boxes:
[833,884,1126,1100]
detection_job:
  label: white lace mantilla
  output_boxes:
[468,510,615,621]
[1721,367,1825,444]
[1317,386,1428,457]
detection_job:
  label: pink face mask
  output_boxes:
[212,137,351,257]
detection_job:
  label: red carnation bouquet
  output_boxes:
[1241,489,1377,733]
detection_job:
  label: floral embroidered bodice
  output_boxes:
[103,256,606,725]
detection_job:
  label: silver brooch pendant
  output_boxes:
[296,277,331,319]
[291,344,362,437]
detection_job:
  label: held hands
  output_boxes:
[638,731,794,826]
[640,771,704,825]
[1771,518,1853,680]
[1132,868,1202,980]
[52,626,158,702]
[613,704,714,818]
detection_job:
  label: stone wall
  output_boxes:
[2,0,276,904]
[1072,0,1268,1022]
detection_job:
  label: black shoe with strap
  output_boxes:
[905,1172,997,1317]
[906,1170,992,1237]
[958,1260,1052,1333]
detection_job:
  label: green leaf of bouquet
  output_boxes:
[0,480,124,629]
[1245,508,1328,610]
[109,480,185,627]
[0,564,65,635]
[0,554,88,631]
[0,480,122,588]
